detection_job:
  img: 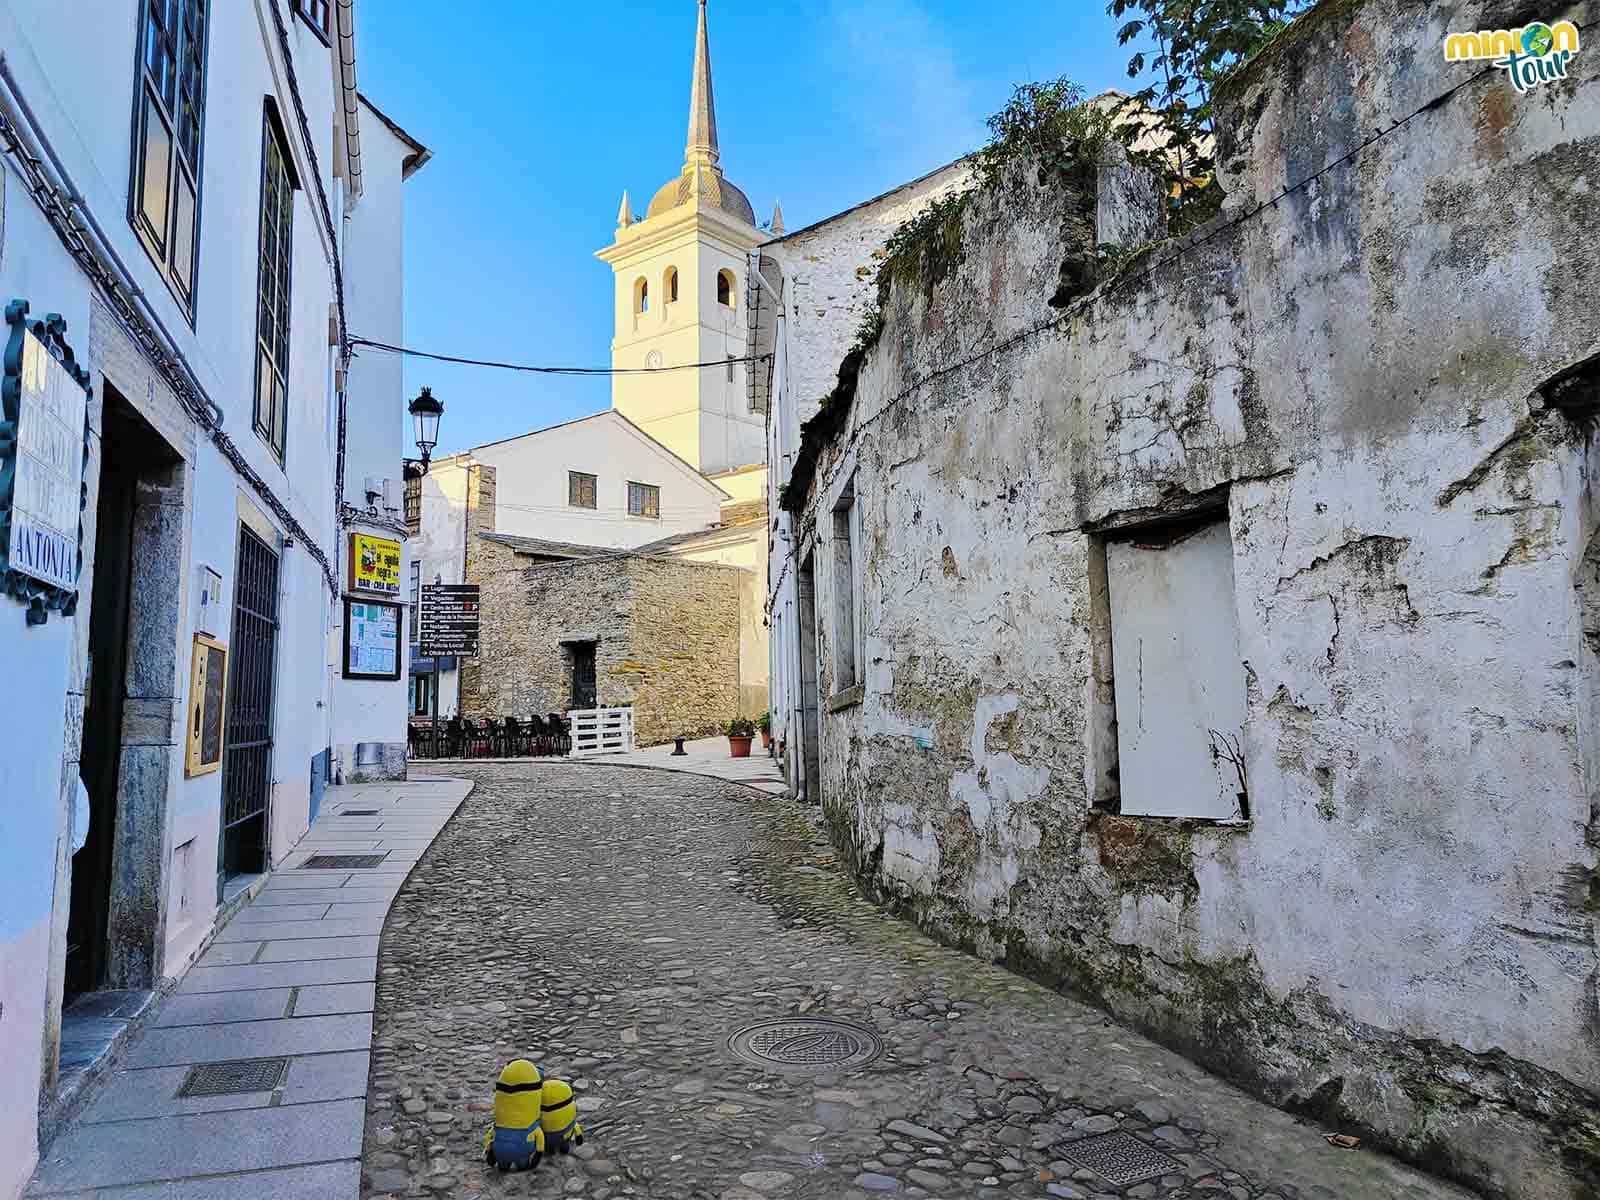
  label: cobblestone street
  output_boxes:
[361,764,1472,1200]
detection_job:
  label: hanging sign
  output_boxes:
[1,301,93,625]
[344,598,403,680]
[348,532,402,596]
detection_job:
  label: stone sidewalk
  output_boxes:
[25,775,471,1200]
[359,763,1472,1200]
[589,734,787,794]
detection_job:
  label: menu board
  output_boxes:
[343,598,402,680]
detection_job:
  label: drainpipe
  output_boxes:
[333,0,363,204]
[0,52,225,428]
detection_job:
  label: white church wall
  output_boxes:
[473,413,724,550]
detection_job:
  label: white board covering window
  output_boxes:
[1107,520,1247,819]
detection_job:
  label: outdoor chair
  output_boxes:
[546,712,571,756]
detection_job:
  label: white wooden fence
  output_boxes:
[568,706,635,757]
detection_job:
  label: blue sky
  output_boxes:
[356,2,1138,456]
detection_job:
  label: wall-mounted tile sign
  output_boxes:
[348,532,401,597]
[344,598,402,680]
[1,301,93,625]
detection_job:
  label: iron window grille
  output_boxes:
[129,0,210,314]
[569,471,598,510]
[628,482,660,519]
[253,103,298,460]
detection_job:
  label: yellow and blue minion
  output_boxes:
[539,1077,585,1154]
[483,1059,545,1171]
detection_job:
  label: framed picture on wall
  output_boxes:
[343,598,403,680]
[185,633,229,777]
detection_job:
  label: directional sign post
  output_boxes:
[420,584,481,755]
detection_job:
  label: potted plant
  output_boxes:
[726,716,756,758]
[757,711,772,750]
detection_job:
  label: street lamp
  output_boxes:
[404,386,444,477]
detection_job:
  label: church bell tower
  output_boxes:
[596,0,772,474]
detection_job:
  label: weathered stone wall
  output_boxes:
[625,558,741,745]
[463,543,740,746]
[789,2,1600,1197]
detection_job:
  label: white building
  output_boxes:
[750,160,973,798]
[405,411,730,720]
[0,3,423,1193]
[409,0,773,731]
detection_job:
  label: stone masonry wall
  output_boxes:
[463,542,739,747]
[789,2,1600,1197]
[626,557,740,745]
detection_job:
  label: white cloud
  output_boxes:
[825,0,985,171]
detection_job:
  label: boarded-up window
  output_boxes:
[1107,519,1247,819]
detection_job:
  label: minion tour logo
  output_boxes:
[1444,20,1581,93]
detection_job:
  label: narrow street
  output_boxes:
[361,764,1469,1200]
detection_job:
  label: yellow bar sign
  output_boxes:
[348,532,402,596]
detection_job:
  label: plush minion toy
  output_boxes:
[483,1060,545,1172]
[539,1077,585,1154]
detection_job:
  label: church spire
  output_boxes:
[617,190,633,227]
[685,0,719,169]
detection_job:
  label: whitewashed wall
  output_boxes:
[0,3,407,1192]
[472,412,725,549]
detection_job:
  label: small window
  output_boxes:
[717,269,735,307]
[293,0,331,40]
[569,471,598,510]
[726,355,736,383]
[666,267,679,304]
[628,482,660,519]
[831,482,861,693]
[634,277,649,315]
[253,103,297,459]
[130,0,210,311]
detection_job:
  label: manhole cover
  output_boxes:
[177,1057,289,1097]
[298,854,388,870]
[1060,1131,1181,1186]
[727,1018,883,1073]
[338,809,379,816]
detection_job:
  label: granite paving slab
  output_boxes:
[27,777,472,1200]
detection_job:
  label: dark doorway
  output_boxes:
[220,524,280,883]
[67,390,179,999]
[570,641,597,709]
[796,553,822,805]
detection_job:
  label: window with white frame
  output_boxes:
[130,0,210,312]
[253,103,297,459]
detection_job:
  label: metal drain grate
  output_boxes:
[297,853,388,870]
[177,1057,289,1098]
[728,1018,883,1073]
[1060,1131,1181,1186]
[337,809,379,817]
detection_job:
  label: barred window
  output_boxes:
[569,471,598,510]
[628,482,660,519]
[130,0,209,310]
[253,104,297,458]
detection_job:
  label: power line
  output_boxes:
[349,337,772,377]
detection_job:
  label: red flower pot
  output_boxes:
[728,735,754,758]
